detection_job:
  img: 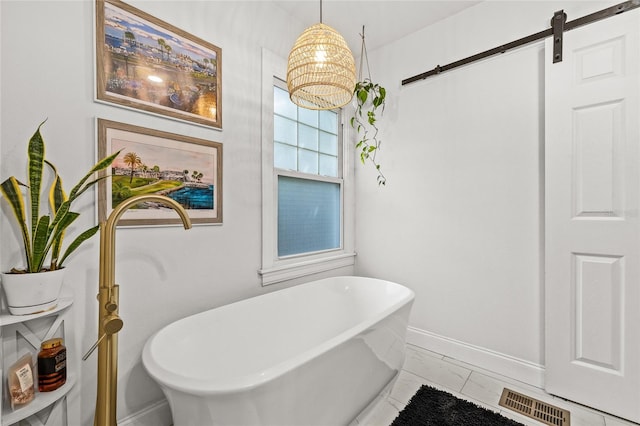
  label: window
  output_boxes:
[260,49,355,285]
[274,83,342,257]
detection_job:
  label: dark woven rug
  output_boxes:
[391,385,524,426]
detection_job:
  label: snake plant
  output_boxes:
[0,120,120,273]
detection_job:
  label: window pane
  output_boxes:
[274,115,297,146]
[274,142,297,170]
[298,149,318,174]
[319,110,337,133]
[319,154,338,177]
[278,176,340,256]
[274,86,296,119]
[319,131,337,155]
[298,124,318,151]
[298,107,318,127]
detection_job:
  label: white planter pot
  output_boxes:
[1,268,65,315]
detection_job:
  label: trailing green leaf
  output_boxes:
[357,89,368,104]
[351,78,387,185]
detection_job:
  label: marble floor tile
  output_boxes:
[460,371,506,409]
[356,396,404,426]
[547,396,607,426]
[402,346,472,392]
[355,344,640,426]
[444,355,548,398]
[460,371,607,426]
[387,370,427,404]
[498,408,547,426]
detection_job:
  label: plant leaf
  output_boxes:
[67,149,121,202]
[46,160,67,265]
[49,199,71,236]
[28,120,47,243]
[71,175,111,200]
[47,211,79,269]
[31,215,51,272]
[50,211,79,244]
[58,225,99,267]
[357,89,368,104]
[0,177,33,270]
[46,160,66,214]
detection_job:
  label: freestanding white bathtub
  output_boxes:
[142,276,415,426]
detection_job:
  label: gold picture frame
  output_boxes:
[97,119,223,226]
[96,0,222,128]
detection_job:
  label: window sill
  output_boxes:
[259,252,356,286]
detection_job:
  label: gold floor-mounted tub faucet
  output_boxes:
[83,194,192,426]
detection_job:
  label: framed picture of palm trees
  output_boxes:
[95,0,222,128]
[97,118,223,226]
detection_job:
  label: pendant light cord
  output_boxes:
[359,25,372,82]
[320,0,323,23]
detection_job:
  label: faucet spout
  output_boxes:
[93,194,191,426]
[100,194,191,290]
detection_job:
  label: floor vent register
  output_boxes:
[499,388,571,426]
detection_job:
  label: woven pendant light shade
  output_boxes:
[286,23,356,110]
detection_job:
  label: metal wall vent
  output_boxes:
[499,388,571,426]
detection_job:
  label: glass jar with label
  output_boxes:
[37,338,67,392]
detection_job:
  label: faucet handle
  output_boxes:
[105,301,118,313]
[82,314,124,361]
[83,333,106,361]
[103,314,124,334]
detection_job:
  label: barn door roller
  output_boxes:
[551,10,567,63]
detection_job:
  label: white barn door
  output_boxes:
[545,9,640,423]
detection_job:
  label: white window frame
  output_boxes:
[259,48,355,286]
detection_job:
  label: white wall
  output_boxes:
[2,0,628,423]
[354,0,619,384]
[0,1,352,424]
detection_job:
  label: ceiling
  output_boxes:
[270,0,482,53]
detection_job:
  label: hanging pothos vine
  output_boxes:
[350,26,387,185]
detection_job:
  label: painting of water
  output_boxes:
[96,0,222,128]
[98,119,223,226]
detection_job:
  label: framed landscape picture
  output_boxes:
[97,119,223,226]
[95,0,222,128]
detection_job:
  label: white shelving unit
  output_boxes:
[1,297,76,426]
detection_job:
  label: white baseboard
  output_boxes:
[407,326,545,388]
[118,399,172,426]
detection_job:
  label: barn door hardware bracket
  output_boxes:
[551,10,567,63]
[401,0,640,86]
